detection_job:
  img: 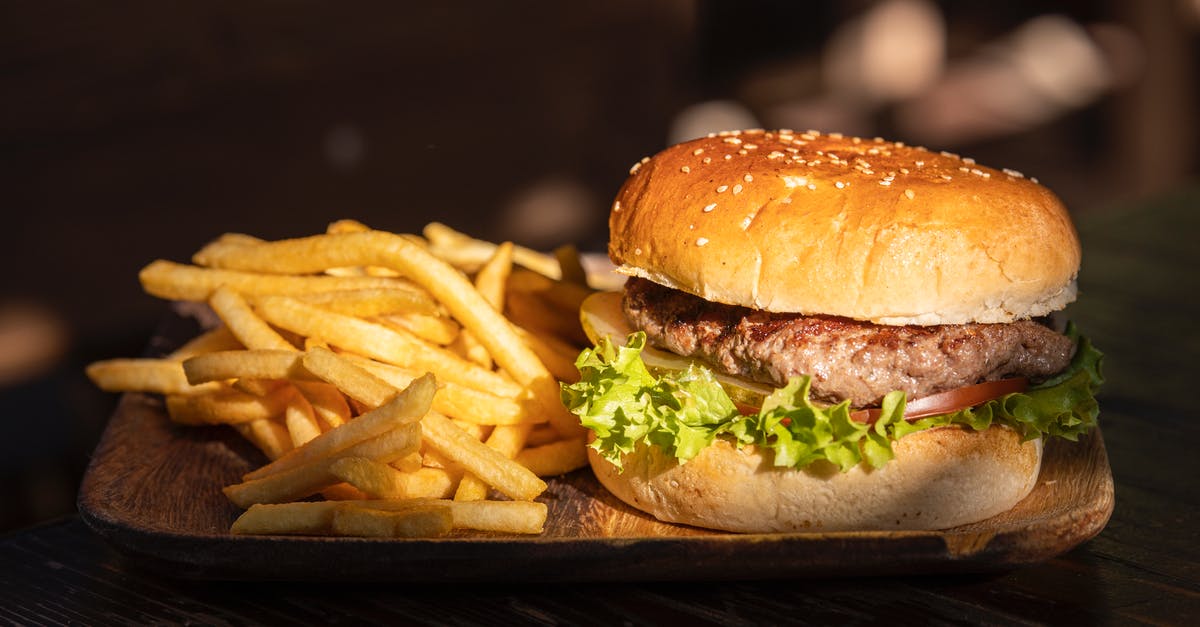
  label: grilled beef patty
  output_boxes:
[622,277,1075,408]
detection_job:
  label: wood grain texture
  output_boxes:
[77,383,1113,581]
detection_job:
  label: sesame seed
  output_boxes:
[768,151,785,159]
[743,174,753,182]
[962,157,976,164]
[829,132,843,139]
[696,237,709,247]
[899,168,909,174]
[807,183,817,191]
[724,154,732,160]
[635,247,642,255]
[835,181,845,189]
[1003,168,1024,178]
[740,216,753,229]
[613,201,621,212]
[680,166,691,173]
[723,137,743,145]
[689,223,695,230]
[733,184,743,194]
[941,174,952,181]
[716,185,728,193]
[744,143,758,150]
[738,149,748,155]
[782,175,808,188]
[703,157,712,164]
[629,162,642,174]
[703,203,717,212]
[915,160,925,168]
[904,189,915,199]
[879,180,892,186]
[693,148,705,156]
[1030,176,1039,184]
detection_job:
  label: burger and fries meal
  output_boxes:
[89,129,1103,540]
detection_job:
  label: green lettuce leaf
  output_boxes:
[561,328,1103,473]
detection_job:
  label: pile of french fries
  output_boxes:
[87,220,595,538]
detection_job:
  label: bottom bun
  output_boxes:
[588,425,1042,532]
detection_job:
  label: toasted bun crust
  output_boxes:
[589,426,1042,532]
[609,130,1080,324]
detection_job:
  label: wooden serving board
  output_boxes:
[78,385,1114,581]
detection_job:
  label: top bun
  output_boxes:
[608,130,1081,325]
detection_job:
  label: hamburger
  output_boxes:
[562,129,1103,532]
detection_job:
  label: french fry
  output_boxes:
[294,288,438,316]
[505,290,588,347]
[231,378,288,397]
[320,483,371,501]
[292,380,350,429]
[330,503,452,538]
[393,467,462,498]
[454,424,532,501]
[329,456,407,498]
[515,325,582,383]
[167,326,242,361]
[446,500,547,534]
[165,384,295,426]
[209,287,296,351]
[181,350,307,384]
[361,498,548,535]
[140,260,423,302]
[423,222,560,279]
[301,346,396,408]
[86,359,221,395]
[391,451,424,473]
[231,501,339,535]
[377,312,460,346]
[224,423,421,507]
[524,423,562,448]
[508,268,593,316]
[253,295,523,398]
[242,374,433,481]
[342,354,538,426]
[554,244,588,287]
[515,437,589,477]
[420,411,546,501]
[233,419,293,461]
[284,392,322,447]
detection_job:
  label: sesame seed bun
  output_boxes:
[608,130,1080,325]
[589,425,1043,532]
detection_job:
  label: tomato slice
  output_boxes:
[849,377,1029,423]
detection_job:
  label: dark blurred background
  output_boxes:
[1,1,1196,532]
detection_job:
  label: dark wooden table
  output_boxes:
[2,189,1197,625]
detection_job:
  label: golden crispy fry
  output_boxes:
[327,219,372,234]
[233,419,293,461]
[515,325,582,383]
[515,437,589,477]
[342,354,537,426]
[454,424,532,501]
[329,456,407,498]
[230,378,288,397]
[209,287,296,351]
[420,411,545,501]
[505,290,588,347]
[554,244,588,287]
[253,295,522,397]
[320,483,371,501]
[359,498,547,535]
[140,260,422,302]
[165,384,295,426]
[423,222,560,278]
[377,312,460,346]
[445,499,547,534]
[242,374,432,481]
[181,350,306,384]
[224,423,421,507]
[167,326,242,361]
[294,288,437,316]
[391,451,424,473]
[330,503,452,538]
[292,380,350,429]
[507,268,593,316]
[86,359,221,395]
[301,346,396,408]
[394,467,462,498]
[231,501,339,535]
[451,419,491,441]
[458,241,515,369]
[284,391,321,447]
